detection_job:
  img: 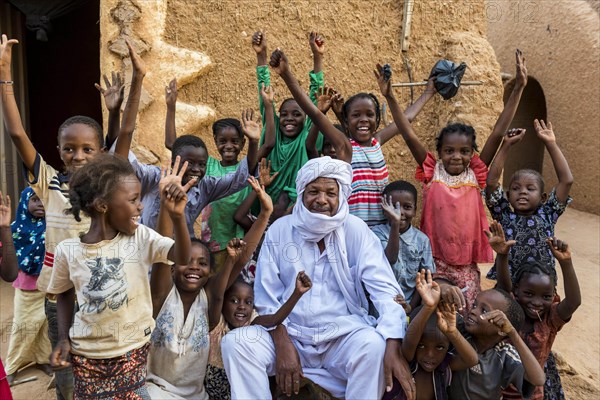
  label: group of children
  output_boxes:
[0,27,582,400]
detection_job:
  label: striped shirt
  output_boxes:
[348,138,389,227]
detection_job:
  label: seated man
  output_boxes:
[222,157,414,399]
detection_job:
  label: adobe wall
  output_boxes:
[99,0,504,197]
[487,1,600,214]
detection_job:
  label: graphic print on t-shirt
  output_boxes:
[81,257,128,314]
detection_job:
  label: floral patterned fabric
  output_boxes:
[486,187,571,280]
[71,342,150,400]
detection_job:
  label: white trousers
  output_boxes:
[221,325,386,399]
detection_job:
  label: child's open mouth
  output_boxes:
[185,274,201,283]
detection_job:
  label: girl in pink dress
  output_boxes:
[381,50,528,309]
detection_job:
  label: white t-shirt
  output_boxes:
[47,224,174,358]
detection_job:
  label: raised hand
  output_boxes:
[503,128,526,146]
[381,194,402,227]
[484,220,516,255]
[269,48,290,76]
[436,302,458,334]
[309,31,325,56]
[316,86,335,113]
[0,192,11,227]
[248,175,274,214]
[547,237,571,262]
[415,269,440,309]
[374,63,393,98]
[165,78,178,109]
[0,34,19,69]
[226,237,247,262]
[481,309,514,336]
[95,72,125,112]
[331,92,345,115]
[125,38,146,77]
[252,30,267,55]
[534,119,556,144]
[515,49,527,89]
[260,83,275,105]
[159,156,197,203]
[295,271,312,294]
[258,158,279,188]
[241,109,261,142]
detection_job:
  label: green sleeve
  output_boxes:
[307,70,325,151]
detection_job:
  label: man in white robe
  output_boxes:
[222,157,415,399]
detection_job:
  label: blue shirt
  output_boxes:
[371,224,435,302]
[131,157,250,237]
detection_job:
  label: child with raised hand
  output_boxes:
[5,188,52,385]
[305,86,347,160]
[94,71,125,149]
[0,192,16,400]
[447,286,545,398]
[487,221,580,399]
[399,270,478,400]
[1,33,107,399]
[485,120,573,281]
[252,30,326,205]
[372,181,435,309]
[205,176,274,399]
[46,154,194,399]
[381,50,529,309]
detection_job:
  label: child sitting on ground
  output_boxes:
[206,271,313,399]
[485,120,573,280]
[372,180,435,309]
[487,221,580,399]
[147,172,273,400]
[399,270,478,400]
[383,50,528,309]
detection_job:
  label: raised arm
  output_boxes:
[376,63,427,165]
[226,176,273,288]
[381,195,402,264]
[485,128,526,197]
[436,302,479,370]
[253,271,312,327]
[206,238,246,330]
[233,159,278,230]
[164,78,177,151]
[483,309,545,386]
[114,39,147,158]
[402,270,440,361]
[0,193,17,282]
[270,49,352,163]
[240,109,261,173]
[252,30,273,124]
[306,86,335,159]
[96,72,125,150]
[479,49,527,166]
[534,120,573,203]
[256,84,276,161]
[485,220,516,292]
[375,77,437,146]
[0,35,37,172]
[309,31,324,74]
[548,238,581,321]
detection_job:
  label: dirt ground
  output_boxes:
[1,208,598,399]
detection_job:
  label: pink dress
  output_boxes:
[416,153,492,308]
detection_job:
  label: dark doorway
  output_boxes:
[502,77,547,188]
[22,0,101,170]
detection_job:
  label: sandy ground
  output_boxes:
[1,208,598,399]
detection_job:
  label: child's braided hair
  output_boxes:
[435,123,478,152]
[342,93,381,131]
[67,154,136,222]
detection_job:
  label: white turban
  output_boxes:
[291,157,372,323]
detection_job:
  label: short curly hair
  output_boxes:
[67,154,136,222]
[57,116,104,148]
[171,134,208,162]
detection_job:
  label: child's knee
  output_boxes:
[221,325,269,359]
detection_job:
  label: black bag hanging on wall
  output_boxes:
[429,60,467,100]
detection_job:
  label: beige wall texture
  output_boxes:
[487,0,600,214]
[99,0,504,198]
